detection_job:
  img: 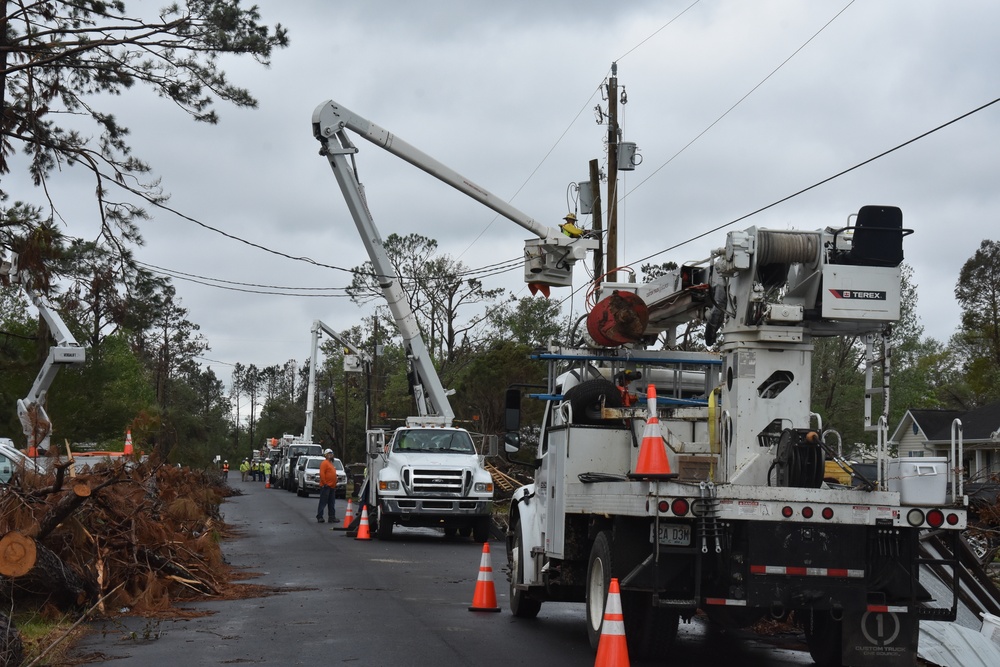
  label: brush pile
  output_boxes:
[0,457,235,663]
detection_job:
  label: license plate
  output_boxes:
[652,523,691,546]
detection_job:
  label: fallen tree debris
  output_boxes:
[1,455,239,660]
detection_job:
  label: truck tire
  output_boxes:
[375,507,393,540]
[585,530,678,657]
[585,531,613,649]
[509,525,541,619]
[563,379,623,425]
[804,613,843,667]
[472,516,490,543]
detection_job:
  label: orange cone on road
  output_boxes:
[354,505,372,541]
[468,542,501,612]
[632,384,673,477]
[594,578,629,667]
[123,429,133,456]
[342,499,355,529]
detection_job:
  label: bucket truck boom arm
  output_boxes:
[303,320,370,443]
[312,100,594,425]
[1,253,86,450]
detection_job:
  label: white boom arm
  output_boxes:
[1,253,86,450]
[311,100,597,289]
[304,320,370,443]
[311,113,454,425]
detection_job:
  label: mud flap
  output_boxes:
[841,608,918,667]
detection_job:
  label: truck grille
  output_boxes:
[407,467,466,494]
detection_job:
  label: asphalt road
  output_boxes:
[72,481,815,666]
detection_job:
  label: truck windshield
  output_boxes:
[393,430,475,454]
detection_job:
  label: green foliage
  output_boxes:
[486,296,566,346]
[954,239,1000,405]
[451,340,545,434]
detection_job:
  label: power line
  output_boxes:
[623,0,856,203]
[628,95,1000,267]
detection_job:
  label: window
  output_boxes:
[0,454,12,484]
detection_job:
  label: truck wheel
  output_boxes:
[375,507,393,540]
[563,379,623,425]
[472,516,491,543]
[804,613,843,667]
[296,488,305,497]
[509,525,541,619]
[585,531,613,649]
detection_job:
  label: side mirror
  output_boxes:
[367,430,385,456]
[483,434,498,457]
[504,431,520,454]
[504,387,521,453]
[504,387,521,433]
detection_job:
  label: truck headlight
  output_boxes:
[474,482,493,493]
[379,480,400,491]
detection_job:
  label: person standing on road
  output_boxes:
[240,459,250,482]
[263,460,271,484]
[222,460,229,479]
[317,449,338,523]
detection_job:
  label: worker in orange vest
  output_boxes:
[222,460,230,479]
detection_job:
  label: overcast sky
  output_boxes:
[13,0,1000,385]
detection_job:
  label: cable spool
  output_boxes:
[771,428,825,488]
[756,232,819,266]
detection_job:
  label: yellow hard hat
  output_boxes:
[564,213,577,222]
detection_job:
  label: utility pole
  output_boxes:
[606,62,619,283]
[589,159,604,286]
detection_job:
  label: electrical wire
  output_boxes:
[626,95,1000,267]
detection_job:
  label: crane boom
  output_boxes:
[1,252,86,451]
[311,100,597,291]
[304,320,370,443]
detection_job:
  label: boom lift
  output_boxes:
[303,319,371,445]
[1,252,85,454]
[312,100,513,539]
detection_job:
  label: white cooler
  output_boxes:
[886,457,947,505]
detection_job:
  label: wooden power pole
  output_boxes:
[606,62,619,283]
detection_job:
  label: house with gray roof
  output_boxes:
[889,401,1000,483]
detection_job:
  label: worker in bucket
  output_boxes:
[316,449,339,523]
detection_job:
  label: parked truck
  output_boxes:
[503,213,968,666]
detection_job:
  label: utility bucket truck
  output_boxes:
[502,210,970,666]
[312,101,527,539]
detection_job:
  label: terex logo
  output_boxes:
[829,289,886,301]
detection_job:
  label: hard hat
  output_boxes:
[564,213,577,222]
[323,448,333,455]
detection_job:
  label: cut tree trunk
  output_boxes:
[0,531,97,609]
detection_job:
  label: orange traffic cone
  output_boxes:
[468,542,501,612]
[342,499,354,529]
[594,578,630,667]
[123,429,133,455]
[355,505,372,541]
[632,384,674,478]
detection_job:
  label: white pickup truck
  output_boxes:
[365,425,495,541]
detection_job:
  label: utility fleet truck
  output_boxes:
[503,212,968,666]
[312,101,511,540]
